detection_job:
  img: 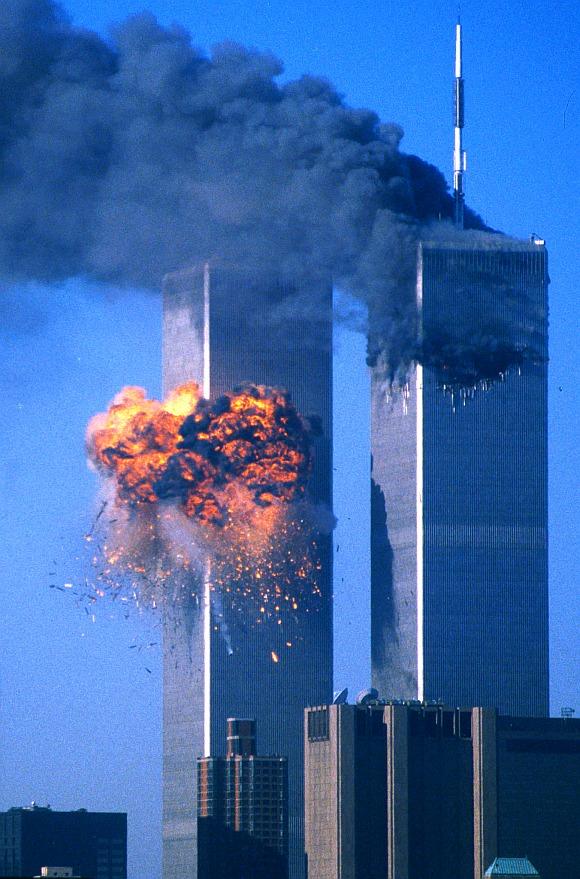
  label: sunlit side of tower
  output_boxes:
[161,265,333,879]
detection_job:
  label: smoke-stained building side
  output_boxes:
[371,240,549,716]
[162,266,333,879]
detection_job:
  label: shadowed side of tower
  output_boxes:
[161,265,333,879]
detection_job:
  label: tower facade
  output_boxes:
[371,239,549,715]
[162,265,333,879]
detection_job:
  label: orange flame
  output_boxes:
[87,382,312,526]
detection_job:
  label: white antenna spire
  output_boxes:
[453,17,466,229]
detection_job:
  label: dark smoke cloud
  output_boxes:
[3,0,525,384]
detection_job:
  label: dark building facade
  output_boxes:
[0,806,127,879]
[162,265,333,879]
[304,702,580,879]
[197,719,288,879]
[371,239,549,716]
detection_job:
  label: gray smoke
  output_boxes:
[4,0,534,385]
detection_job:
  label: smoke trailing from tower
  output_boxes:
[0,0,544,384]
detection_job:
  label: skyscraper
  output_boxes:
[197,718,288,879]
[162,265,333,879]
[371,238,549,715]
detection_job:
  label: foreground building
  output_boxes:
[371,237,549,715]
[197,718,288,878]
[162,265,333,879]
[304,698,387,879]
[304,702,580,879]
[0,805,127,879]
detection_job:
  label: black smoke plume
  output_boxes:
[1,0,543,386]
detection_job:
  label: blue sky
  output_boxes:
[1,1,578,876]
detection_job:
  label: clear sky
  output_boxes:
[1,1,578,877]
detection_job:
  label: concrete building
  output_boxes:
[304,701,388,879]
[162,265,333,879]
[197,718,288,878]
[304,702,580,879]
[0,805,127,879]
[371,239,549,715]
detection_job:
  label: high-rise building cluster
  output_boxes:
[5,20,576,879]
[158,218,569,879]
[154,21,579,879]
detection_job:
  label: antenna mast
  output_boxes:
[453,18,466,228]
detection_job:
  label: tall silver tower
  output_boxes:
[162,265,333,879]
[370,23,549,715]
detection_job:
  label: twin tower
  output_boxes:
[161,238,549,879]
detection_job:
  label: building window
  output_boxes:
[308,708,329,741]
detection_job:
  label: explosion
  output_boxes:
[87,382,312,523]
[85,382,323,633]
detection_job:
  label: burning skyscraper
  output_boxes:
[371,238,549,715]
[161,265,333,879]
[370,22,549,715]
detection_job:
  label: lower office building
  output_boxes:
[0,805,127,879]
[304,699,387,879]
[304,702,580,879]
[197,718,288,879]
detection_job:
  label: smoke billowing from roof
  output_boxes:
[1,0,544,385]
